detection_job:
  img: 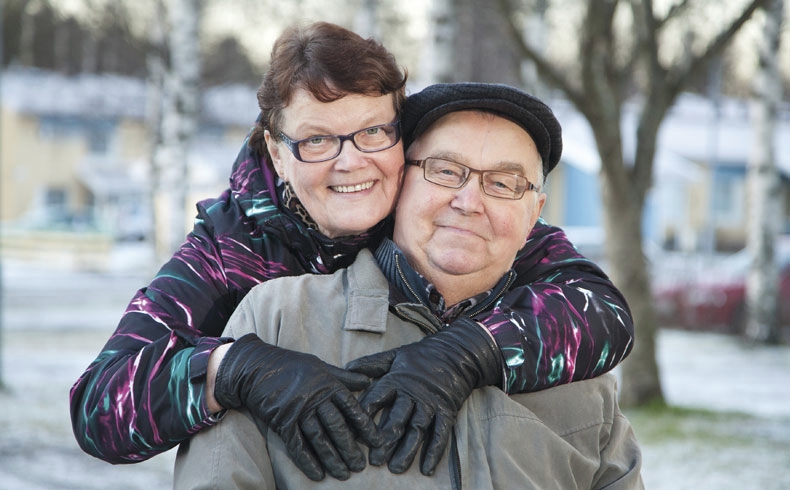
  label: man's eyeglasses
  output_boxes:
[277,121,401,163]
[407,157,540,200]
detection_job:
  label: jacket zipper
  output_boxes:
[450,429,462,490]
[466,270,515,317]
[394,254,424,303]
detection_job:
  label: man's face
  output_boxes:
[393,110,546,304]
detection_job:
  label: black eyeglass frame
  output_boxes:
[277,120,401,163]
[407,157,541,200]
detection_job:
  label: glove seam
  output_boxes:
[454,318,507,391]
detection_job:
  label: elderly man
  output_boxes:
[174,83,644,490]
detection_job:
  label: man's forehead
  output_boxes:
[431,109,512,126]
[417,110,536,143]
[409,111,540,170]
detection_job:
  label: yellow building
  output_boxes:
[1,67,257,270]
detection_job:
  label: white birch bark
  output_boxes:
[520,0,548,97]
[152,0,201,265]
[19,0,40,66]
[419,0,457,85]
[354,0,379,39]
[746,0,783,343]
[146,0,167,268]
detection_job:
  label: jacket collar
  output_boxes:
[374,238,516,322]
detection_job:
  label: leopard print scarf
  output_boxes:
[281,181,320,231]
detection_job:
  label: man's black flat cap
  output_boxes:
[401,82,563,176]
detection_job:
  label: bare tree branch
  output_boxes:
[579,0,625,114]
[655,0,692,29]
[494,0,585,105]
[665,0,769,98]
[629,0,769,236]
[631,0,662,80]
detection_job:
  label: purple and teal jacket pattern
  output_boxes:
[69,136,634,464]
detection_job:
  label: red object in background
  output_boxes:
[655,240,790,335]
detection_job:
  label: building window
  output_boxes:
[712,167,744,224]
[39,116,81,139]
[39,116,113,155]
[44,187,68,222]
[87,127,110,154]
[45,187,67,208]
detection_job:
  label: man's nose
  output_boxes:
[450,174,485,213]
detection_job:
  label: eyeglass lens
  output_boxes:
[288,122,399,162]
[421,158,529,199]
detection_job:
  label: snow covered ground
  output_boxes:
[643,330,790,490]
[1,256,788,489]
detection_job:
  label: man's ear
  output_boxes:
[264,130,287,181]
[534,192,547,221]
[524,192,547,245]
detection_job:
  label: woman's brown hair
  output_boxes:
[249,22,408,162]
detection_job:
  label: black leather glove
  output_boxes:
[214,333,383,481]
[345,318,503,476]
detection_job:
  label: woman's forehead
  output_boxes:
[281,90,397,134]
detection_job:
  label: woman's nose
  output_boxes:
[332,140,368,170]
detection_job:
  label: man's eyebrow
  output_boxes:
[490,161,528,174]
[428,151,528,174]
[425,150,465,162]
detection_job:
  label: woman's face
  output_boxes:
[265,89,404,238]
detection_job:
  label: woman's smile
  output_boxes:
[331,181,376,193]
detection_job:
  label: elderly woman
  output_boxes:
[69,22,634,482]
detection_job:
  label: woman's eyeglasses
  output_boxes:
[278,121,400,163]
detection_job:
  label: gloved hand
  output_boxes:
[214,333,382,481]
[345,318,503,476]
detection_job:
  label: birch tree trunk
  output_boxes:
[0,0,5,391]
[419,0,457,85]
[421,0,525,86]
[354,0,378,39]
[519,0,548,98]
[151,0,201,265]
[146,0,167,269]
[19,0,39,66]
[746,0,783,344]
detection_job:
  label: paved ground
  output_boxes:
[1,259,789,489]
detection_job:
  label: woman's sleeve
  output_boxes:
[69,208,238,464]
[475,219,634,394]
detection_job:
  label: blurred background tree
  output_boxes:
[146,0,202,264]
[1,0,422,85]
[746,0,784,344]
[492,0,776,406]
[3,0,148,76]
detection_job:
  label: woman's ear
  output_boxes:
[264,130,287,181]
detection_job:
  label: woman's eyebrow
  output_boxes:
[290,112,396,137]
